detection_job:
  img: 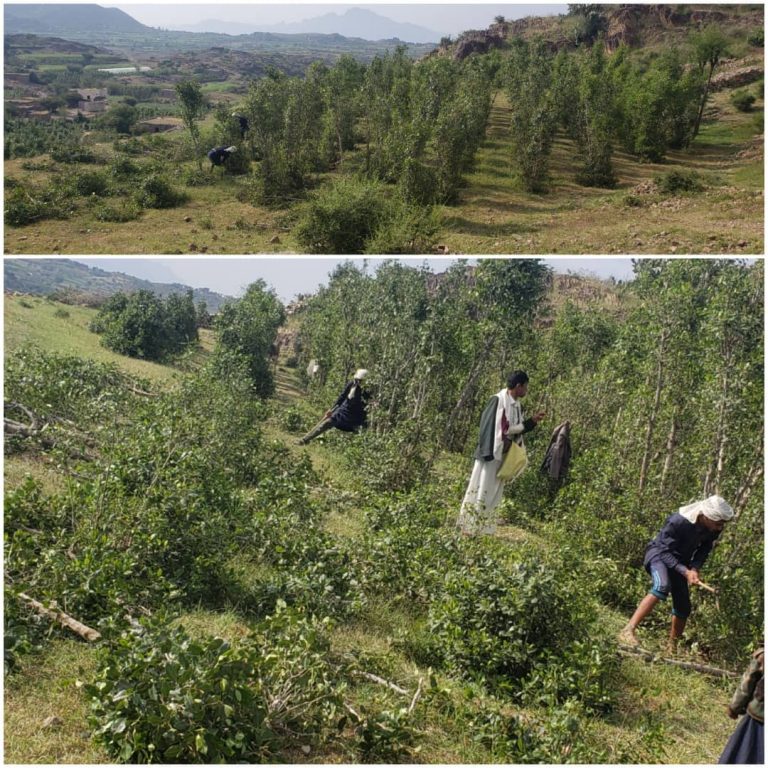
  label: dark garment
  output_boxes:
[330,381,369,431]
[298,417,335,445]
[235,115,249,137]
[645,557,691,618]
[207,147,232,166]
[644,512,721,578]
[719,713,764,764]
[540,421,571,480]
[474,395,536,462]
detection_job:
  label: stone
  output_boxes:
[42,716,63,729]
[270,235,281,244]
[184,216,192,222]
[188,243,198,251]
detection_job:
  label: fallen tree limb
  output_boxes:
[354,670,410,696]
[408,676,424,715]
[19,592,101,642]
[618,644,737,678]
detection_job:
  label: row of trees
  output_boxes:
[503,25,728,192]
[295,259,763,663]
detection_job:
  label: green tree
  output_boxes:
[690,25,729,140]
[176,79,206,170]
[213,281,285,397]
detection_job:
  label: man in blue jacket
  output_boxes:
[619,495,734,650]
[297,369,370,445]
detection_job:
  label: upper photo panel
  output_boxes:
[4,3,764,255]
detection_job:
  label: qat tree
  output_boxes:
[503,42,558,193]
[176,79,206,171]
[690,24,729,140]
[213,281,285,398]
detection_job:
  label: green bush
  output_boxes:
[134,174,187,209]
[731,89,756,112]
[109,157,142,179]
[747,29,764,47]
[654,169,704,194]
[53,307,70,319]
[364,201,440,254]
[70,170,110,197]
[428,544,610,698]
[50,144,98,164]
[4,182,73,226]
[92,200,142,222]
[84,609,344,762]
[293,177,388,254]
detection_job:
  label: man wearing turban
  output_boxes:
[619,495,734,650]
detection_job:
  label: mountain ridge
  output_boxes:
[4,259,233,312]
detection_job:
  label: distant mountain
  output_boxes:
[4,4,150,35]
[181,8,441,44]
[4,259,233,313]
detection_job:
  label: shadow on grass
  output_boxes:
[442,214,538,237]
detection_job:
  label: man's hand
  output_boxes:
[685,568,700,586]
[727,706,739,720]
[531,411,546,424]
[324,409,333,419]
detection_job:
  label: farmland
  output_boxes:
[4,258,763,763]
[3,4,764,255]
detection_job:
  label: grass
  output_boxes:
[4,638,110,764]
[4,293,199,386]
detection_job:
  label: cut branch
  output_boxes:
[19,592,101,642]
[618,644,737,678]
[354,670,409,697]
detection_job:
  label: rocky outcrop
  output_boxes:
[451,28,506,61]
[711,65,764,91]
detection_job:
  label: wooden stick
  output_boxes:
[354,670,409,696]
[19,593,101,642]
[408,677,424,715]
[618,644,737,678]
[696,580,717,594]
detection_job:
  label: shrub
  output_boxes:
[731,89,756,112]
[747,30,764,47]
[293,177,388,254]
[180,167,214,187]
[623,194,643,207]
[53,307,70,319]
[5,185,48,226]
[109,157,142,179]
[134,174,187,209]
[50,144,98,164]
[364,201,440,254]
[70,170,110,197]
[654,169,703,194]
[428,544,610,698]
[93,200,142,222]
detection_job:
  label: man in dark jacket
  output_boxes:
[297,369,370,445]
[207,145,237,171]
[619,495,734,650]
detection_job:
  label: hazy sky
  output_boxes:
[76,258,638,301]
[111,3,567,36]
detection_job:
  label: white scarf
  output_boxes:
[678,495,735,524]
[492,388,522,462]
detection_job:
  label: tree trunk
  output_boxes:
[443,335,496,452]
[692,63,716,141]
[659,408,679,494]
[732,441,764,517]
[704,365,729,496]
[639,329,667,493]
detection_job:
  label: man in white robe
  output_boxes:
[457,370,545,536]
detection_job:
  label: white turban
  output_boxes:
[354,369,368,380]
[225,145,237,153]
[678,495,734,524]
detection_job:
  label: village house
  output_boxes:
[136,116,184,134]
[76,87,108,113]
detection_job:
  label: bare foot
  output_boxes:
[618,624,639,647]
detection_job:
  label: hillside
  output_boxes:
[4,259,232,311]
[4,3,150,34]
[4,259,762,764]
